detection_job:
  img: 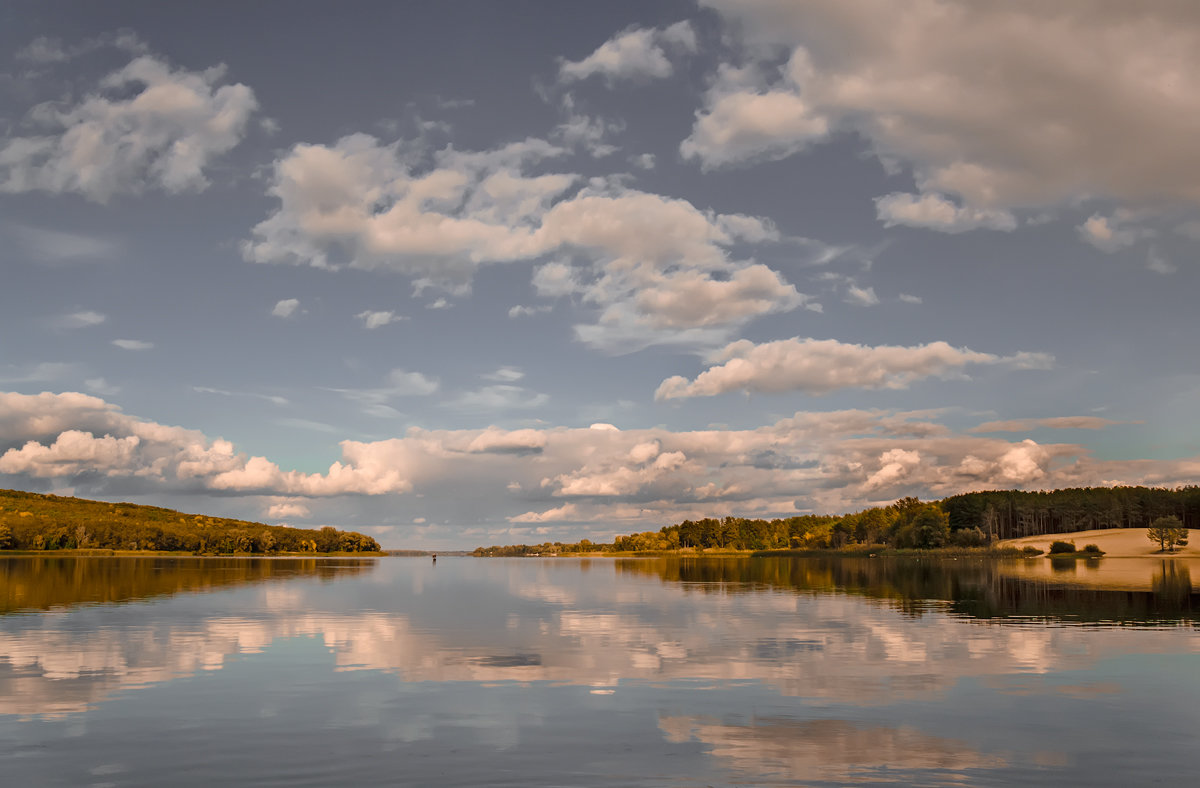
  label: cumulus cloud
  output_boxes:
[558,22,697,84]
[0,53,258,202]
[245,134,808,350]
[266,500,311,519]
[875,193,1017,233]
[694,1,1200,226]
[0,430,142,478]
[3,390,1198,530]
[271,298,300,318]
[655,337,1053,400]
[0,391,414,497]
[680,64,829,168]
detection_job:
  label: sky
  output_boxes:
[2,1,1200,549]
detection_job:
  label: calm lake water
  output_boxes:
[1,555,1198,786]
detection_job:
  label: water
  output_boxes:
[1,555,1198,786]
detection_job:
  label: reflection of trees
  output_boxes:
[1152,561,1192,606]
[0,556,377,614]
[616,557,1199,626]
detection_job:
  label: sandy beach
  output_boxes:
[999,528,1199,558]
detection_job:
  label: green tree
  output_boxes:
[0,523,12,549]
[1147,515,1189,552]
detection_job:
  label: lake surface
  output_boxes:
[1,555,1198,786]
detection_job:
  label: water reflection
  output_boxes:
[660,716,1013,784]
[616,556,1200,625]
[0,555,377,614]
[0,556,1198,785]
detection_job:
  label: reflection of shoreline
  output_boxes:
[615,557,1200,625]
[0,556,378,614]
[996,557,1200,593]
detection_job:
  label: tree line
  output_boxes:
[939,486,1200,539]
[474,497,968,555]
[0,489,380,554]
[474,485,1200,556]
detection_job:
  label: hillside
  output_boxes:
[0,489,380,554]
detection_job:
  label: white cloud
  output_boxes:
[681,68,829,168]
[508,304,552,318]
[695,1,1200,223]
[510,503,581,523]
[266,500,311,519]
[482,367,524,382]
[898,293,922,304]
[271,298,300,318]
[629,153,656,170]
[57,310,106,329]
[0,430,142,478]
[466,427,547,455]
[243,134,569,286]
[356,310,406,329]
[1077,212,1145,252]
[112,339,154,351]
[4,390,1198,528]
[875,192,1017,233]
[656,337,1053,400]
[552,110,622,158]
[0,54,258,202]
[246,134,808,350]
[558,22,697,85]
[844,285,878,307]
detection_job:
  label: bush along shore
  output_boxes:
[0,489,380,555]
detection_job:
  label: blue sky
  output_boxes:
[3,1,1199,548]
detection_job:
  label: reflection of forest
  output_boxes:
[0,556,378,614]
[615,557,1198,625]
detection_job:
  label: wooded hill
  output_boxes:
[473,485,1200,556]
[0,489,381,554]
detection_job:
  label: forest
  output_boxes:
[473,485,1200,556]
[0,489,381,554]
